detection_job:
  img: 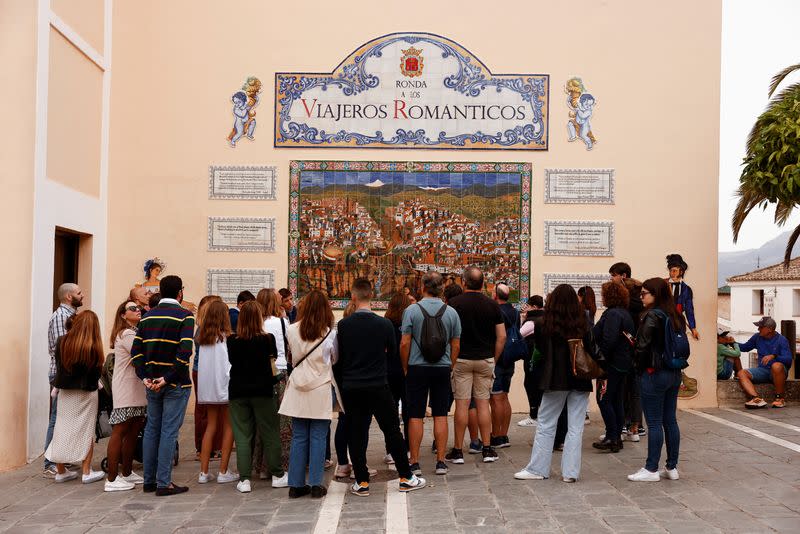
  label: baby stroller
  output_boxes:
[98,352,180,472]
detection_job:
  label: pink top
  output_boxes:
[520,321,536,338]
[112,329,147,409]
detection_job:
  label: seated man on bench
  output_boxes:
[717,329,742,380]
[737,317,792,409]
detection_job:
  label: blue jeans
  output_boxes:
[144,386,190,488]
[288,418,329,488]
[44,390,58,469]
[639,370,681,472]
[523,390,590,480]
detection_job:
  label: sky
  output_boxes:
[300,171,519,189]
[719,0,800,252]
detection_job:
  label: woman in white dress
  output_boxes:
[197,300,237,484]
[46,311,106,484]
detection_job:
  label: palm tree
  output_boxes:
[732,63,800,266]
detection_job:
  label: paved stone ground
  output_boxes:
[1,406,799,533]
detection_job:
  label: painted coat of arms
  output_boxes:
[274,32,549,150]
[400,47,423,77]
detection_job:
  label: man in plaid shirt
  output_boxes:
[43,283,83,477]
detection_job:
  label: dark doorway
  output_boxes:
[53,229,80,311]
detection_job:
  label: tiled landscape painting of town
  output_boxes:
[288,161,531,308]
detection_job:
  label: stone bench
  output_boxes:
[717,378,800,407]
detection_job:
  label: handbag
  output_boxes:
[568,338,605,380]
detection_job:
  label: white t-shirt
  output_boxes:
[197,340,231,404]
[263,316,290,370]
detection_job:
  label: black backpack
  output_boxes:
[413,303,448,364]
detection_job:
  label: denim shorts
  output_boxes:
[491,364,515,394]
[747,366,788,384]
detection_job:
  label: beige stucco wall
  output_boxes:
[107,0,721,410]
[0,0,37,470]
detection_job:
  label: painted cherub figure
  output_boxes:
[566,77,597,150]
[229,91,250,147]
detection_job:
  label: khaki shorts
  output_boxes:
[452,358,495,400]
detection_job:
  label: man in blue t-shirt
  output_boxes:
[737,317,793,409]
[400,271,461,477]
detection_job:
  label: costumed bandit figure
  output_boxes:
[666,254,699,399]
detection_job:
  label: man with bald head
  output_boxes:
[43,283,84,477]
[129,286,150,312]
[446,267,506,464]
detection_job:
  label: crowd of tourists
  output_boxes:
[40,259,791,497]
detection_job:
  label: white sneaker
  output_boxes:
[217,470,239,484]
[236,479,251,493]
[399,474,426,492]
[517,417,538,427]
[514,469,546,480]
[384,454,395,465]
[122,471,144,485]
[659,468,679,480]
[82,470,105,484]
[627,468,660,482]
[623,433,640,443]
[334,464,352,478]
[198,471,215,484]
[271,472,289,488]
[104,477,135,492]
[54,470,78,483]
[350,466,377,479]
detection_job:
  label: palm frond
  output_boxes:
[774,200,795,227]
[732,186,769,242]
[769,63,800,97]
[784,222,800,268]
[746,82,800,155]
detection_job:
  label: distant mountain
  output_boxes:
[718,230,797,286]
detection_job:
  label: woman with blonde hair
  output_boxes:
[227,300,288,493]
[196,300,237,484]
[46,311,106,484]
[104,301,146,491]
[192,295,223,460]
[280,290,339,498]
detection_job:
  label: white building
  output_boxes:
[727,258,800,366]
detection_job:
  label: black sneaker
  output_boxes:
[310,485,327,498]
[434,461,448,475]
[497,436,511,449]
[155,484,189,497]
[409,462,422,476]
[143,483,157,493]
[482,446,498,463]
[445,447,464,464]
[289,485,311,498]
[467,439,483,454]
[638,427,647,436]
[490,436,503,448]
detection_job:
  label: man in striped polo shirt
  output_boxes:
[131,275,194,496]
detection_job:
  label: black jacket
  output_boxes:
[335,311,396,390]
[534,327,595,392]
[593,307,635,372]
[634,310,666,372]
[53,338,101,391]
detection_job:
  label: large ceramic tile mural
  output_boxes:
[288,161,531,308]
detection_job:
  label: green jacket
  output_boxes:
[717,342,740,375]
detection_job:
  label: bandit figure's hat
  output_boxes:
[666,254,688,272]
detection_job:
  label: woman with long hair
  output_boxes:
[227,300,288,493]
[279,290,339,498]
[192,295,223,460]
[628,278,684,482]
[46,311,106,484]
[104,301,146,491]
[253,288,294,477]
[514,284,596,483]
[382,291,413,462]
[592,282,634,454]
[197,300,236,484]
[577,286,597,328]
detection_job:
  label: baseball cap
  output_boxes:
[753,317,777,329]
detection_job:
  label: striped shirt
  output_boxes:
[48,304,76,382]
[131,299,195,388]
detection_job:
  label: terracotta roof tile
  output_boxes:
[727,257,800,283]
